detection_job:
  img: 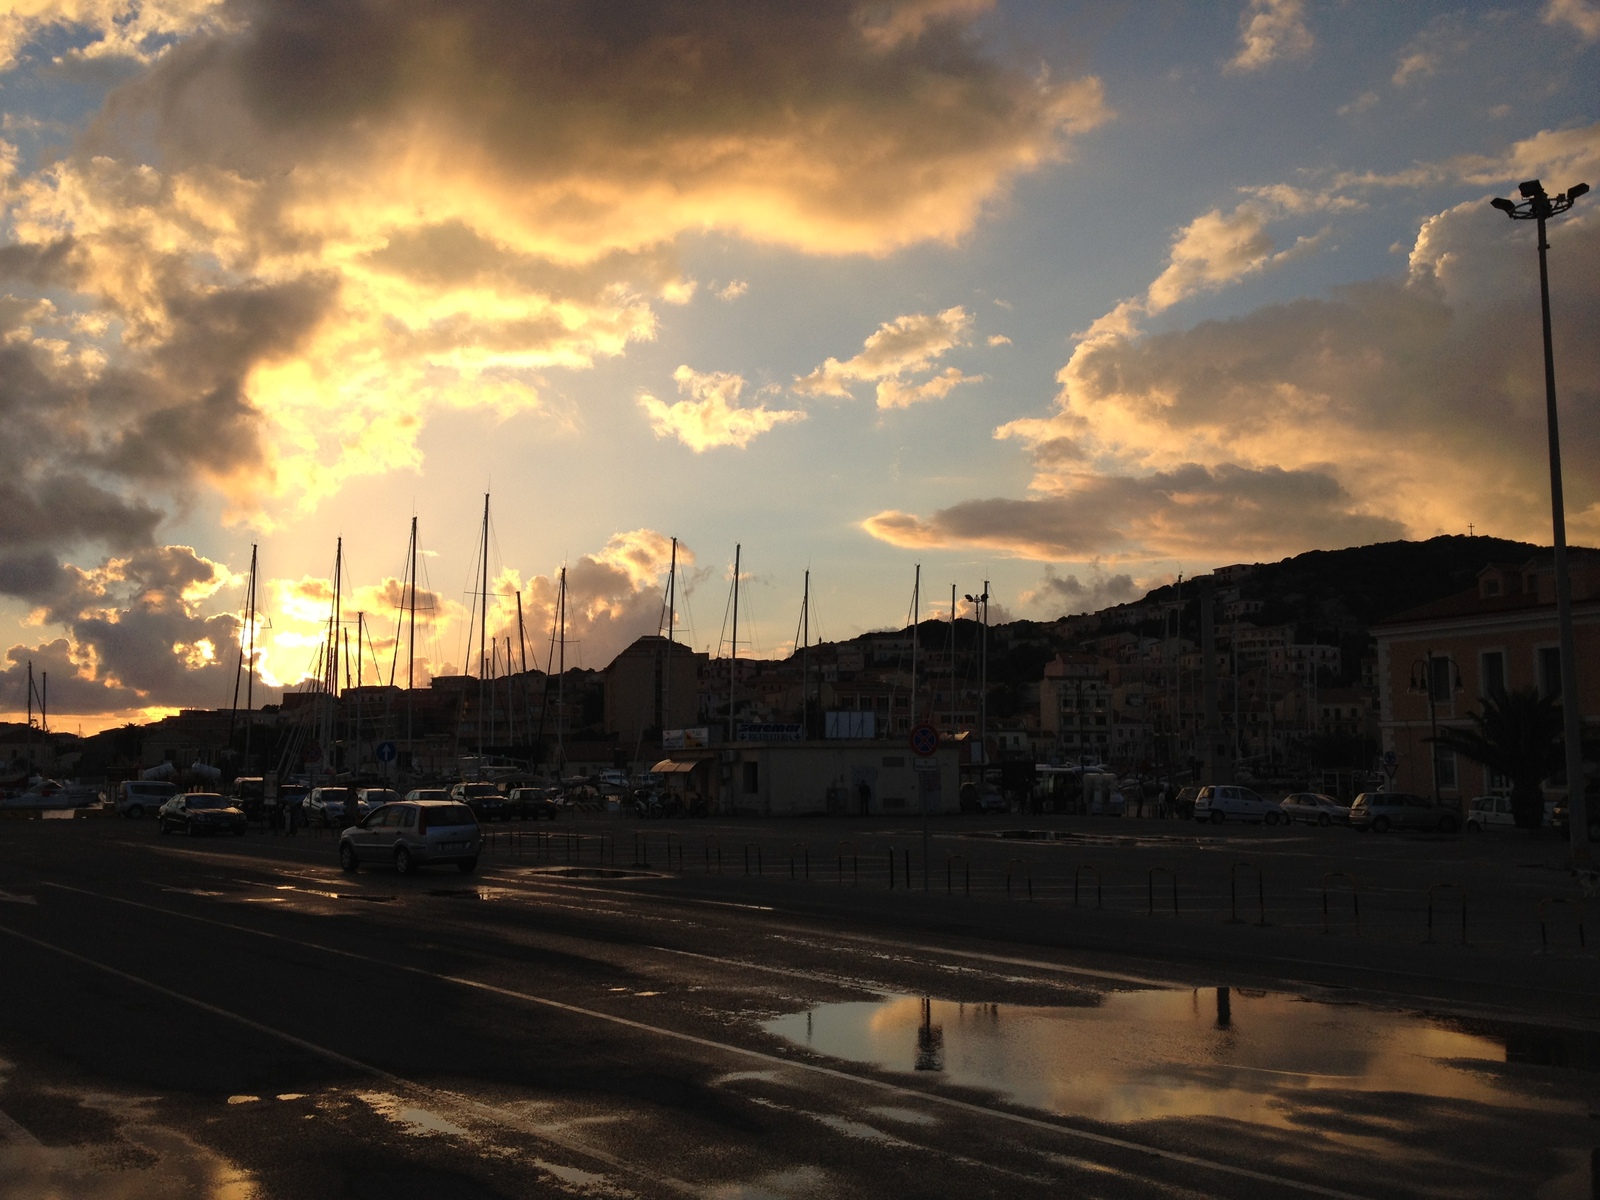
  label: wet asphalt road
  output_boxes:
[1,815,1598,1199]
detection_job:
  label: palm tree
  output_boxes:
[1428,687,1562,830]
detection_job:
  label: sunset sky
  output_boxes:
[1,0,1597,730]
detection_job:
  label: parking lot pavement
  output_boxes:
[1,818,1596,1198]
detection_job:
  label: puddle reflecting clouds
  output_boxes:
[766,988,1593,1130]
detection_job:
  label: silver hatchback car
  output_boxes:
[338,800,481,875]
[1350,792,1460,834]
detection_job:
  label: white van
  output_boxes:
[117,779,177,818]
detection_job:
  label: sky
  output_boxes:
[0,0,1597,731]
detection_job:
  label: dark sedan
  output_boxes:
[158,792,247,836]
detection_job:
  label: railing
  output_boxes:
[1539,896,1586,950]
[836,840,858,886]
[1322,872,1359,936]
[1005,858,1033,901]
[946,853,970,897]
[704,834,722,874]
[743,842,763,877]
[633,830,682,871]
[1228,862,1265,926]
[788,843,810,881]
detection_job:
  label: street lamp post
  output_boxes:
[964,585,989,765]
[1490,178,1591,867]
[1410,652,1462,810]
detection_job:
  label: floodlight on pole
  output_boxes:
[1488,176,1591,867]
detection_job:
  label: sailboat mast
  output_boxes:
[244,544,257,772]
[407,517,417,760]
[729,544,740,743]
[478,494,489,760]
[802,569,809,736]
[556,566,566,774]
[663,536,677,737]
[911,564,920,729]
[516,591,529,753]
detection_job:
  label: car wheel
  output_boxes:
[127,804,144,820]
[1372,816,1391,833]
[394,846,415,876]
[1317,813,1331,827]
[1209,809,1225,825]
[234,826,246,837]
[1264,811,1279,826]
[1438,815,1458,834]
[339,844,359,874]
[458,857,478,874]
[159,817,170,835]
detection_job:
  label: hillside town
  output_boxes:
[9,535,1596,820]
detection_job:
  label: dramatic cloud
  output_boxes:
[0,544,260,718]
[0,0,222,70]
[1227,0,1313,73]
[1546,0,1600,41]
[794,305,983,408]
[1021,566,1141,617]
[863,463,1402,561]
[640,366,806,451]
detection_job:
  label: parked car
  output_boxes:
[1171,786,1201,820]
[404,788,450,802]
[116,779,177,819]
[356,788,400,818]
[337,800,481,875]
[450,781,506,821]
[158,792,247,836]
[507,787,560,820]
[1350,792,1459,834]
[1193,784,1283,825]
[1466,795,1518,832]
[1279,792,1351,826]
[306,786,353,827]
[228,776,266,820]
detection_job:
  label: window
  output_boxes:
[1537,647,1563,700]
[1480,651,1505,698]
[1428,656,1455,704]
[1433,744,1457,789]
[742,761,759,793]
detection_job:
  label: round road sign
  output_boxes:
[909,724,940,757]
[375,740,397,764]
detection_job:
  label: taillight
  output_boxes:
[416,811,428,835]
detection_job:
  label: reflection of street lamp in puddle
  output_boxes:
[915,996,945,1072]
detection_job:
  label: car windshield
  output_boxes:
[364,791,398,804]
[187,794,226,808]
[461,785,498,797]
[426,804,477,827]
[318,789,350,801]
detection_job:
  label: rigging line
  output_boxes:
[387,518,413,689]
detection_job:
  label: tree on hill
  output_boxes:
[1428,687,1562,829]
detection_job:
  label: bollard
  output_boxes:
[789,843,810,881]
[1228,862,1266,926]
[1005,859,1033,901]
[634,829,649,868]
[705,835,722,875]
[886,846,910,890]
[1073,865,1103,909]
[1426,883,1466,945]
[1539,897,1586,950]
[1322,872,1359,936]
[597,831,614,865]
[836,840,858,886]
[744,842,763,877]
[1147,867,1178,917]
[946,853,970,897]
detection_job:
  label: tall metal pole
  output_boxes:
[910,564,920,730]
[729,544,740,744]
[664,537,677,737]
[801,568,809,736]
[1491,178,1590,865]
[477,494,489,761]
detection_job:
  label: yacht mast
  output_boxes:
[556,566,566,775]
[729,543,740,743]
[911,564,920,729]
[477,494,490,761]
[802,569,809,736]
[663,537,677,736]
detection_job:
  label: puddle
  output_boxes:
[766,989,1599,1191]
[358,1091,468,1138]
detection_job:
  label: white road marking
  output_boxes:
[0,919,693,1198]
[30,882,1380,1199]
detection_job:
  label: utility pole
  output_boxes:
[1490,177,1591,866]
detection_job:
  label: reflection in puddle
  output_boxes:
[766,988,1592,1132]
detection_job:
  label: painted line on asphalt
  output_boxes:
[35,881,1377,1200]
[0,919,698,1198]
